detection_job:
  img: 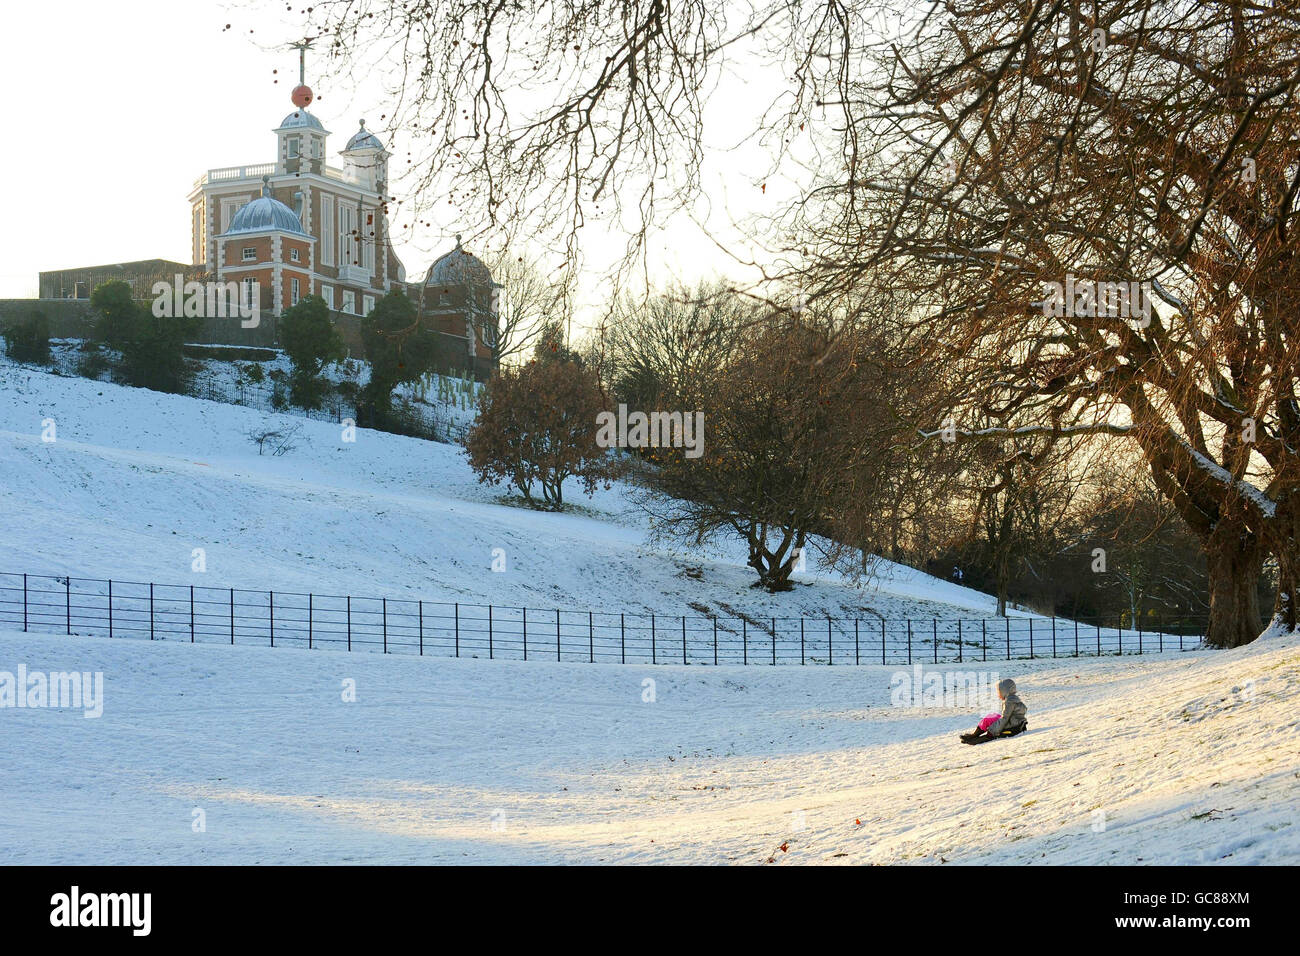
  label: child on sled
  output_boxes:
[960,677,1028,744]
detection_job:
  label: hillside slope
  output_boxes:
[0,364,1010,623]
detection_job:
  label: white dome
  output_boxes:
[344,119,384,151]
[426,239,493,286]
[223,195,309,237]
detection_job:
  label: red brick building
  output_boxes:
[189,93,501,377]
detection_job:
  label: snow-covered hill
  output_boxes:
[1,623,1294,864]
[0,363,1013,623]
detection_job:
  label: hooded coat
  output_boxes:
[985,678,1027,736]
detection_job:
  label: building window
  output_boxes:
[361,209,375,271]
[242,277,258,310]
[438,289,450,306]
[289,248,300,263]
[341,290,356,314]
[242,247,256,262]
[288,137,300,159]
[291,277,301,305]
[321,201,334,265]
[293,191,304,219]
[363,295,375,316]
[339,203,356,266]
[321,285,334,309]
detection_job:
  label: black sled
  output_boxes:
[959,721,1028,745]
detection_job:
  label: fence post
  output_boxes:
[523,607,528,660]
[556,608,560,662]
[742,618,747,665]
[855,619,860,665]
[1028,618,1033,659]
[881,618,886,665]
[383,598,389,654]
[347,596,352,651]
[454,603,458,657]
[800,618,805,665]
[1005,616,1010,658]
[589,611,594,664]
[713,616,718,666]
[488,604,494,659]
[22,574,27,632]
[270,591,274,647]
[651,614,656,664]
[66,577,71,635]
[827,616,833,666]
[1097,621,1101,656]
[1051,616,1056,657]
[149,583,154,641]
[1074,618,1079,657]
[190,585,195,643]
[772,617,777,666]
[1138,613,1143,654]
[906,619,912,664]
[982,618,987,662]
[1158,616,1163,654]
[682,615,687,665]
[419,600,424,656]
[1119,615,1123,655]
[957,619,962,662]
[621,613,626,664]
[932,618,938,663]
[108,579,113,640]
[230,588,234,644]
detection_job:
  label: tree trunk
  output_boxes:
[1268,494,1300,633]
[1203,518,1264,648]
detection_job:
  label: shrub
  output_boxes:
[279,295,344,410]
[360,290,437,419]
[465,356,611,510]
[2,311,51,365]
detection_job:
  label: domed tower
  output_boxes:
[276,108,329,176]
[216,178,316,320]
[340,120,390,192]
[423,237,501,379]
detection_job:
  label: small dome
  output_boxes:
[224,195,310,237]
[278,109,325,131]
[344,119,384,151]
[427,238,493,286]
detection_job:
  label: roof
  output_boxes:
[426,238,494,286]
[222,195,311,237]
[344,119,384,151]
[277,110,326,133]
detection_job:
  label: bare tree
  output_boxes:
[780,1,1300,647]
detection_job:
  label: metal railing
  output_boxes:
[0,572,1205,666]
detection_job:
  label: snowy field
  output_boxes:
[0,624,1296,864]
[0,363,1025,623]
[3,361,1293,866]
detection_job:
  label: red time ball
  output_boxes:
[291,85,314,109]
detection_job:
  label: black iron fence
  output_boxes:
[0,572,1205,666]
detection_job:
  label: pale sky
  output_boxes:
[0,0,805,330]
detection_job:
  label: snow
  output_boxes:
[0,625,1295,864]
[5,358,1293,866]
[0,362,1027,623]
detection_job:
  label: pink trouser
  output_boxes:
[978,713,1002,732]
